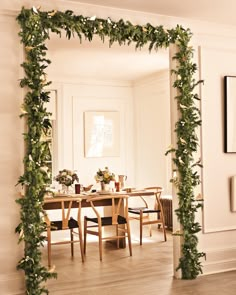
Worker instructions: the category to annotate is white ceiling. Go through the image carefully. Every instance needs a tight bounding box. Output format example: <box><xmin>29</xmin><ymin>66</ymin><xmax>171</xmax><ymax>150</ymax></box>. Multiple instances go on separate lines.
<box><xmin>47</xmin><ymin>33</ymin><xmax>169</xmax><ymax>82</ymax></box>
<box><xmin>70</xmin><ymin>0</ymin><xmax>236</xmax><ymax>27</ymax></box>
<box><xmin>49</xmin><ymin>0</ymin><xmax>235</xmax><ymax>81</ymax></box>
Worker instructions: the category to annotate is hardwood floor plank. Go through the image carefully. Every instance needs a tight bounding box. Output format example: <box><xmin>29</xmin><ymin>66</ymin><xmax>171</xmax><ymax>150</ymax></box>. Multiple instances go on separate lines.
<box><xmin>41</xmin><ymin>227</ymin><xmax>236</xmax><ymax>295</ymax></box>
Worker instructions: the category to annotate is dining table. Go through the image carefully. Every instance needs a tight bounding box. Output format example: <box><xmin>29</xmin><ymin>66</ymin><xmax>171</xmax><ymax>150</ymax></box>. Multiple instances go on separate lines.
<box><xmin>43</xmin><ymin>189</ymin><xmax>155</xmax><ymax>248</ymax></box>
<box><xmin>43</xmin><ymin>189</ymin><xmax>155</xmax><ymax>209</ymax></box>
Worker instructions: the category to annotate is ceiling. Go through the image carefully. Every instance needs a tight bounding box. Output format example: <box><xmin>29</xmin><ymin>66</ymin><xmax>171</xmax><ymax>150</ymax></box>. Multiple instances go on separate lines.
<box><xmin>49</xmin><ymin>0</ymin><xmax>235</xmax><ymax>81</ymax></box>
<box><xmin>69</xmin><ymin>0</ymin><xmax>236</xmax><ymax>27</ymax></box>
<box><xmin>47</xmin><ymin>33</ymin><xmax>169</xmax><ymax>82</ymax></box>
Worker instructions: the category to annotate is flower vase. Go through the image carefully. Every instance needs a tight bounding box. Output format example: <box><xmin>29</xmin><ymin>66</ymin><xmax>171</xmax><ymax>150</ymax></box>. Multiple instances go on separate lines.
<box><xmin>100</xmin><ymin>182</ymin><xmax>109</xmax><ymax>192</ymax></box>
<box><xmin>62</xmin><ymin>184</ymin><xmax>70</xmax><ymax>194</ymax></box>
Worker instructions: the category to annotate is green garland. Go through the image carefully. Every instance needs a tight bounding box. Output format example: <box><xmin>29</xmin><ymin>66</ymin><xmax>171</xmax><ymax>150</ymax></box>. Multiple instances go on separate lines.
<box><xmin>16</xmin><ymin>6</ymin><xmax>204</xmax><ymax>294</ymax></box>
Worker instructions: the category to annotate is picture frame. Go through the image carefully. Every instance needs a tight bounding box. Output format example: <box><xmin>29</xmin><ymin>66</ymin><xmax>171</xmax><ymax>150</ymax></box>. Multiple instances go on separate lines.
<box><xmin>224</xmin><ymin>76</ymin><xmax>236</xmax><ymax>153</ymax></box>
<box><xmin>84</xmin><ymin>111</ymin><xmax>120</xmax><ymax>157</ymax></box>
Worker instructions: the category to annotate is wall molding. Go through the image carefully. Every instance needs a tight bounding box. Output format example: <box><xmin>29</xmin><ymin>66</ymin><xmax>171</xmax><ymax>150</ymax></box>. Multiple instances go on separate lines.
<box><xmin>200</xmin><ymin>45</ymin><xmax>236</xmax><ymax>234</ymax></box>
<box><xmin>202</xmin><ymin>224</ymin><xmax>236</xmax><ymax>234</ymax></box>
<box><xmin>49</xmin><ymin>77</ymin><xmax>132</xmax><ymax>87</ymax></box>
<box><xmin>202</xmin><ymin>247</ymin><xmax>236</xmax><ymax>275</ymax></box>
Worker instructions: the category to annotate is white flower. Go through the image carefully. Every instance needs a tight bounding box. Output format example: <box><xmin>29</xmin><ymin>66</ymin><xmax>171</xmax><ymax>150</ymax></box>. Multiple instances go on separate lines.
<box><xmin>178</xmin><ymin>157</ymin><xmax>184</xmax><ymax>165</ymax></box>
<box><xmin>90</xmin><ymin>15</ymin><xmax>96</xmax><ymax>21</ymax></box>
<box><xmin>95</xmin><ymin>167</ymin><xmax>115</xmax><ymax>184</ymax></box>
<box><xmin>32</xmin><ymin>6</ymin><xmax>38</xmax><ymax>14</ymax></box>
<box><xmin>180</xmin><ymin>137</ymin><xmax>187</xmax><ymax>144</ymax></box>
<box><xmin>40</xmin><ymin>166</ymin><xmax>48</xmax><ymax>173</ymax></box>
<box><xmin>179</xmin><ymin>103</ymin><xmax>187</xmax><ymax>109</ymax></box>
<box><xmin>54</xmin><ymin>169</ymin><xmax>79</xmax><ymax>186</ymax></box>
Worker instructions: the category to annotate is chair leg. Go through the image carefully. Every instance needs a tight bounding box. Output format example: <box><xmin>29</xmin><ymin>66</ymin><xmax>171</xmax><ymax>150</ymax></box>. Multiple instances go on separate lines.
<box><xmin>160</xmin><ymin>209</ymin><xmax>167</xmax><ymax>242</ymax></box>
<box><xmin>140</xmin><ymin>211</ymin><xmax>143</xmax><ymax>245</ymax></box>
<box><xmin>148</xmin><ymin>214</ymin><xmax>152</xmax><ymax>237</ymax></box>
<box><xmin>47</xmin><ymin>228</ymin><xmax>52</xmax><ymax>267</ymax></box>
<box><xmin>84</xmin><ymin>217</ymin><xmax>87</xmax><ymax>255</ymax></box>
<box><xmin>161</xmin><ymin>216</ymin><xmax>167</xmax><ymax>242</ymax></box>
<box><xmin>70</xmin><ymin>229</ymin><xmax>74</xmax><ymax>257</ymax></box>
<box><xmin>116</xmin><ymin>225</ymin><xmax>119</xmax><ymax>249</ymax></box>
<box><xmin>78</xmin><ymin>227</ymin><xmax>84</xmax><ymax>262</ymax></box>
<box><xmin>98</xmin><ymin>225</ymin><xmax>103</xmax><ymax>261</ymax></box>
<box><xmin>163</xmin><ymin>224</ymin><xmax>167</xmax><ymax>241</ymax></box>
<box><xmin>126</xmin><ymin>223</ymin><xmax>132</xmax><ymax>256</ymax></box>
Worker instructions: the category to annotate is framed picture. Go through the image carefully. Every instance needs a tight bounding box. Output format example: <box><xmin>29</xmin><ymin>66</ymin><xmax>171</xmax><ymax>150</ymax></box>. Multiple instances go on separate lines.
<box><xmin>84</xmin><ymin>111</ymin><xmax>120</xmax><ymax>157</ymax></box>
<box><xmin>224</xmin><ymin>76</ymin><xmax>236</xmax><ymax>153</ymax></box>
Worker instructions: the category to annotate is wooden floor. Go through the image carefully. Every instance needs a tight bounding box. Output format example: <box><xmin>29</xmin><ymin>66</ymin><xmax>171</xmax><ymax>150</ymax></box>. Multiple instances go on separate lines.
<box><xmin>42</xmin><ymin>225</ymin><xmax>236</xmax><ymax>295</ymax></box>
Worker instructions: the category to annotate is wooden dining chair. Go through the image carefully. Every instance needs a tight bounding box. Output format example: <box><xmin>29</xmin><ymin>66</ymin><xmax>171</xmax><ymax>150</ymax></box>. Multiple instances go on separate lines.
<box><xmin>84</xmin><ymin>194</ymin><xmax>132</xmax><ymax>261</ymax></box>
<box><xmin>43</xmin><ymin>197</ymin><xmax>84</xmax><ymax>267</ymax></box>
<box><xmin>128</xmin><ymin>187</ymin><xmax>167</xmax><ymax>245</ymax></box>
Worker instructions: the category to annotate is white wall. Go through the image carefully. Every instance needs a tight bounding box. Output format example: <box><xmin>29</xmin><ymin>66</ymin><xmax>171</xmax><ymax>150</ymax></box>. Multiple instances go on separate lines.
<box><xmin>201</xmin><ymin>47</ymin><xmax>236</xmax><ymax>233</ymax></box>
<box><xmin>0</xmin><ymin>12</ymin><xmax>25</xmax><ymax>295</ymax></box>
<box><xmin>46</xmin><ymin>32</ymin><xmax>170</xmax><ymax>191</ymax></box>
<box><xmin>133</xmin><ymin>71</ymin><xmax>172</xmax><ymax>194</ymax></box>
<box><xmin>2</xmin><ymin>0</ymin><xmax>236</xmax><ymax>293</ymax></box>
<box><xmin>45</xmin><ymin>39</ymin><xmax>171</xmax><ymax>238</ymax></box>
<box><xmin>197</xmin><ymin>45</ymin><xmax>236</xmax><ymax>274</ymax></box>
<box><xmin>55</xmin><ymin>81</ymin><xmax>135</xmax><ymax>187</ymax></box>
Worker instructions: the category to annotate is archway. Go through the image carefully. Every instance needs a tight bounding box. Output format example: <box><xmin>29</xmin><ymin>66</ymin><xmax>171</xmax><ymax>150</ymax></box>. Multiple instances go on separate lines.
<box><xmin>16</xmin><ymin>7</ymin><xmax>204</xmax><ymax>294</ymax></box>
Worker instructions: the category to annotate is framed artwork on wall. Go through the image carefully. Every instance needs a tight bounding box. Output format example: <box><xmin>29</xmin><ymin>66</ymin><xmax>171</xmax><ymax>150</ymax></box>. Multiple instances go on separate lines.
<box><xmin>224</xmin><ymin>76</ymin><xmax>236</xmax><ymax>153</ymax></box>
<box><xmin>84</xmin><ymin>111</ymin><xmax>120</xmax><ymax>157</ymax></box>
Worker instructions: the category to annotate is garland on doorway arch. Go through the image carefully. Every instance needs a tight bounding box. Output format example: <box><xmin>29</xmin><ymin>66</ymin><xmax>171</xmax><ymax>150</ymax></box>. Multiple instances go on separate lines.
<box><xmin>16</xmin><ymin>6</ymin><xmax>205</xmax><ymax>294</ymax></box>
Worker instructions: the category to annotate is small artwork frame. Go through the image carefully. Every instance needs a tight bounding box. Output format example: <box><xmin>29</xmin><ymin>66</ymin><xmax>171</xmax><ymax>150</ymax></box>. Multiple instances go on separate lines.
<box><xmin>224</xmin><ymin>76</ymin><xmax>236</xmax><ymax>153</ymax></box>
<box><xmin>84</xmin><ymin>111</ymin><xmax>120</xmax><ymax>158</ymax></box>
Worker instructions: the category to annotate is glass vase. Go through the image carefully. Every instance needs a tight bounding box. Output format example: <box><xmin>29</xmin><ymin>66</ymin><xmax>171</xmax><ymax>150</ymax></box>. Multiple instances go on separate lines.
<box><xmin>100</xmin><ymin>182</ymin><xmax>110</xmax><ymax>192</ymax></box>
<box><xmin>62</xmin><ymin>184</ymin><xmax>70</xmax><ymax>194</ymax></box>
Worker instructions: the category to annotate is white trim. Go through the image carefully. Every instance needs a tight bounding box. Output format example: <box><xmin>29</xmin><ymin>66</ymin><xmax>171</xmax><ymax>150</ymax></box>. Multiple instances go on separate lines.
<box><xmin>47</xmin><ymin>77</ymin><xmax>132</xmax><ymax>87</ymax></box>
<box><xmin>203</xmin><ymin>225</ymin><xmax>236</xmax><ymax>233</ymax></box>
<box><xmin>202</xmin><ymin>247</ymin><xmax>236</xmax><ymax>274</ymax></box>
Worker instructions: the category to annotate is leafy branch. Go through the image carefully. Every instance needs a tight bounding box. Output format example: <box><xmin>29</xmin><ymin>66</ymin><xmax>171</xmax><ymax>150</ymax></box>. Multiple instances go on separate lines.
<box><xmin>16</xmin><ymin>6</ymin><xmax>204</xmax><ymax>294</ymax></box>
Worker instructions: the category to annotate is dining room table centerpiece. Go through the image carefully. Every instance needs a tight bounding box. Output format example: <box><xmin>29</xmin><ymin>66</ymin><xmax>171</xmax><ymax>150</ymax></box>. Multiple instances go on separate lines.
<box><xmin>95</xmin><ymin>166</ymin><xmax>115</xmax><ymax>192</ymax></box>
<box><xmin>54</xmin><ymin>169</ymin><xmax>79</xmax><ymax>193</ymax></box>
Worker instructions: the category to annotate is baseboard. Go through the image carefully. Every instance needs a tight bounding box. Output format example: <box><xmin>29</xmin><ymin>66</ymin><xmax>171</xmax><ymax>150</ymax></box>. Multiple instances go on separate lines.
<box><xmin>0</xmin><ymin>271</ymin><xmax>25</xmax><ymax>295</ymax></box>
<box><xmin>202</xmin><ymin>246</ymin><xmax>236</xmax><ymax>275</ymax></box>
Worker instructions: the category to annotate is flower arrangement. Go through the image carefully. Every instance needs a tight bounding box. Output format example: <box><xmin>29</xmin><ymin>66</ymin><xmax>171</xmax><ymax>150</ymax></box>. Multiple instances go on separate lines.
<box><xmin>54</xmin><ymin>169</ymin><xmax>79</xmax><ymax>187</ymax></box>
<box><xmin>95</xmin><ymin>166</ymin><xmax>115</xmax><ymax>184</ymax></box>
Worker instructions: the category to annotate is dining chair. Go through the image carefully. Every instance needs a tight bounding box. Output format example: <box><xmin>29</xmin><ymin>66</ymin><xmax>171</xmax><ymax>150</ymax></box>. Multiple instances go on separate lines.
<box><xmin>128</xmin><ymin>186</ymin><xmax>167</xmax><ymax>245</ymax></box>
<box><xmin>43</xmin><ymin>196</ymin><xmax>84</xmax><ymax>267</ymax></box>
<box><xmin>84</xmin><ymin>194</ymin><xmax>132</xmax><ymax>261</ymax></box>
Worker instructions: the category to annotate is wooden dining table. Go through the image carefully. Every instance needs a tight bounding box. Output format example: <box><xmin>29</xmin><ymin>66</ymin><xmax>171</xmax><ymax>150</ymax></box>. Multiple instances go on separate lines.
<box><xmin>43</xmin><ymin>189</ymin><xmax>154</xmax><ymax>209</ymax></box>
<box><xmin>43</xmin><ymin>189</ymin><xmax>155</xmax><ymax>248</ymax></box>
